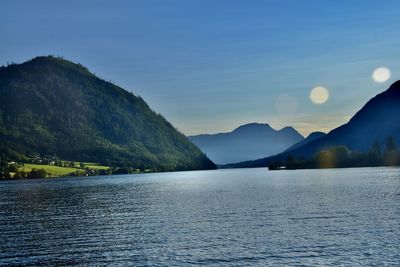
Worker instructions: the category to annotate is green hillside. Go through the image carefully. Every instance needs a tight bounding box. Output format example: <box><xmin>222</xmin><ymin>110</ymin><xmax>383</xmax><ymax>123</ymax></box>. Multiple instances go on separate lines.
<box><xmin>0</xmin><ymin>56</ymin><xmax>216</xmax><ymax>172</ymax></box>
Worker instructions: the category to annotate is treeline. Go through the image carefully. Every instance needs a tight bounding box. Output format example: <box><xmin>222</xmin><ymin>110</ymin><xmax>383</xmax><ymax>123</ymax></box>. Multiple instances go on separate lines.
<box><xmin>0</xmin><ymin>159</ymin><xmax>156</xmax><ymax>179</ymax></box>
<box><xmin>269</xmin><ymin>137</ymin><xmax>400</xmax><ymax>170</ymax></box>
<box><xmin>0</xmin><ymin>163</ymin><xmax>49</xmax><ymax>179</ymax></box>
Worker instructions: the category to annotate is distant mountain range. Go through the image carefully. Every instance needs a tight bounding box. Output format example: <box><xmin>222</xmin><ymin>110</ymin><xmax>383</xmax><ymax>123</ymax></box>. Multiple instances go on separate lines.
<box><xmin>225</xmin><ymin>81</ymin><xmax>400</xmax><ymax>168</ymax></box>
<box><xmin>188</xmin><ymin>123</ymin><xmax>304</xmax><ymax>164</ymax></box>
<box><xmin>0</xmin><ymin>56</ymin><xmax>216</xmax><ymax>171</ymax></box>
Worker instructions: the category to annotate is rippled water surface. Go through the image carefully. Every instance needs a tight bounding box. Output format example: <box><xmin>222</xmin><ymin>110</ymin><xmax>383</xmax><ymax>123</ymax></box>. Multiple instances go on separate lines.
<box><xmin>1</xmin><ymin>167</ymin><xmax>400</xmax><ymax>266</ymax></box>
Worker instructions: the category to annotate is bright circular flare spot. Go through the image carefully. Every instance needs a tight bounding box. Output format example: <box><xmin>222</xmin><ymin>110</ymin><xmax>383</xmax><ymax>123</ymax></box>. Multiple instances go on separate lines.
<box><xmin>310</xmin><ymin>86</ymin><xmax>329</xmax><ymax>104</ymax></box>
<box><xmin>372</xmin><ymin>67</ymin><xmax>391</xmax><ymax>83</ymax></box>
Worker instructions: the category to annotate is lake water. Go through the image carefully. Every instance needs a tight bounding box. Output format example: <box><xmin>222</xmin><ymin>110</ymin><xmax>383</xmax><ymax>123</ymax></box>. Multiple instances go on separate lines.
<box><xmin>0</xmin><ymin>167</ymin><xmax>399</xmax><ymax>266</ymax></box>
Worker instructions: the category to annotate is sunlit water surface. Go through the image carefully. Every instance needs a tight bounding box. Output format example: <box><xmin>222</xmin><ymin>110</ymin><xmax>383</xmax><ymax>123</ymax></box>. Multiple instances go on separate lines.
<box><xmin>1</xmin><ymin>167</ymin><xmax>400</xmax><ymax>266</ymax></box>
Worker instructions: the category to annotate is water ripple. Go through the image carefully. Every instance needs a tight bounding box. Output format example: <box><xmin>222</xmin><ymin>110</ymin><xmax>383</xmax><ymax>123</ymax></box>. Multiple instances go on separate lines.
<box><xmin>0</xmin><ymin>167</ymin><xmax>400</xmax><ymax>266</ymax></box>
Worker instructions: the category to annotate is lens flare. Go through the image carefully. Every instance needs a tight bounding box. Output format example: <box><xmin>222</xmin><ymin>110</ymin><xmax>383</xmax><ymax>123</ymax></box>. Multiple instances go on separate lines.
<box><xmin>310</xmin><ymin>86</ymin><xmax>329</xmax><ymax>104</ymax></box>
<box><xmin>372</xmin><ymin>67</ymin><xmax>391</xmax><ymax>83</ymax></box>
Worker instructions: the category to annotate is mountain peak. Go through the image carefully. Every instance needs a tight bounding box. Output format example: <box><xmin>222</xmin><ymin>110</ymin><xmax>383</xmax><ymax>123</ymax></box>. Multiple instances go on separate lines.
<box><xmin>30</xmin><ymin>55</ymin><xmax>64</xmax><ymax>62</ymax></box>
<box><xmin>279</xmin><ymin>126</ymin><xmax>304</xmax><ymax>138</ymax></box>
<box><xmin>233</xmin><ymin>122</ymin><xmax>272</xmax><ymax>132</ymax></box>
<box><xmin>28</xmin><ymin>55</ymin><xmax>75</xmax><ymax>66</ymax></box>
<box><xmin>279</xmin><ymin>126</ymin><xmax>295</xmax><ymax>132</ymax></box>
<box><xmin>22</xmin><ymin>55</ymin><xmax>93</xmax><ymax>77</ymax></box>
<box><xmin>307</xmin><ymin>131</ymin><xmax>326</xmax><ymax>139</ymax></box>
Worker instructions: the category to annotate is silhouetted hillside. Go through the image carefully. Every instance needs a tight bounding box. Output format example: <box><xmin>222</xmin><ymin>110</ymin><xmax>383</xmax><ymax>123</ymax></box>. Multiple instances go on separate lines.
<box><xmin>284</xmin><ymin>131</ymin><xmax>326</xmax><ymax>152</ymax></box>
<box><xmin>0</xmin><ymin>56</ymin><xmax>216</xmax><ymax>171</ymax></box>
<box><xmin>225</xmin><ymin>81</ymin><xmax>400</xmax><ymax>168</ymax></box>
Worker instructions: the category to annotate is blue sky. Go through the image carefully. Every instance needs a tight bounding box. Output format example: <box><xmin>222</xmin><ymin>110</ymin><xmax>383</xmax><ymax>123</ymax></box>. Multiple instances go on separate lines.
<box><xmin>1</xmin><ymin>0</ymin><xmax>400</xmax><ymax>136</ymax></box>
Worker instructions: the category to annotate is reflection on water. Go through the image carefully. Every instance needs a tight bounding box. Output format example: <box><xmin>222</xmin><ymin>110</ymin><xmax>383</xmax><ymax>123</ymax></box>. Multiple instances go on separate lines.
<box><xmin>1</xmin><ymin>168</ymin><xmax>400</xmax><ymax>266</ymax></box>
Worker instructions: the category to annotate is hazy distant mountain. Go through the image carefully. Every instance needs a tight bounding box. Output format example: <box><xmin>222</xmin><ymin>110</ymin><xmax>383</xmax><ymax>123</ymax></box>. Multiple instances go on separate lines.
<box><xmin>225</xmin><ymin>81</ymin><xmax>400</xmax><ymax>168</ymax></box>
<box><xmin>188</xmin><ymin>123</ymin><xmax>304</xmax><ymax>164</ymax></box>
<box><xmin>284</xmin><ymin>131</ymin><xmax>326</xmax><ymax>152</ymax></box>
<box><xmin>0</xmin><ymin>56</ymin><xmax>216</xmax><ymax>171</ymax></box>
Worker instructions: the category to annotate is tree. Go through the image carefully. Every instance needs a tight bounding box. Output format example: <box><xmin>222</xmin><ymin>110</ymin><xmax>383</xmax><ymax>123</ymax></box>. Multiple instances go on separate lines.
<box><xmin>8</xmin><ymin>164</ymin><xmax>17</xmax><ymax>172</ymax></box>
<box><xmin>0</xmin><ymin>160</ymin><xmax>11</xmax><ymax>179</ymax></box>
<box><xmin>384</xmin><ymin>136</ymin><xmax>399</xmax><ymax>166</ymax></box>
<box><xmin>367</xmin><ymin>141</ymin><xmax>382</xmax><ymax>166</ymax></box>
<box><xmin>27</xmin><ymin>168</ymin><xmax>48</xmax><ymax>179</ymax></box>
<box><xmin>386</xmin><ymin>136</ymin><xmax>397</xmax><ymax>153</ymax></box>
<box><xmin>371</xmin><ymin>141</ymin><xmax>381</xmax><ymax>155</ymax></box>
<box><xmin>13</xmin><ymin>169</ymin><xmax>26</xmax><ymax>179</ymax></box>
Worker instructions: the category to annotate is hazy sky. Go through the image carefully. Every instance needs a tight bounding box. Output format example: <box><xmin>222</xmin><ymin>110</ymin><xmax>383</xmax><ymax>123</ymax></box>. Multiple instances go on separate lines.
<box><xmin>1</xmin><ymin>0</ymin><xmax>400</xmax><ymax>136</ymax></box>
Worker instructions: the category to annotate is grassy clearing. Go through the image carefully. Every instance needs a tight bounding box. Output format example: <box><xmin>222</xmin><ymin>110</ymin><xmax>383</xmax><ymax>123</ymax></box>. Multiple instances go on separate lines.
<box><xmin>85</xmin><ymin>165</ymin><xmax>109</xmax><ymax>170</ymax></box>
<box><xmin>15</xmin><ymin>162</ymin><xmax>109</xmax><ymax>178</ymax></box>
<box><xmin>20</xmin><ymin>164</ymin><xmax>83</xmax><ymax>177</ymax></box>
<box><xmin>70</xmin><ymin>162</ymin><xmax>109</xmax><ymax>170</ymax></box>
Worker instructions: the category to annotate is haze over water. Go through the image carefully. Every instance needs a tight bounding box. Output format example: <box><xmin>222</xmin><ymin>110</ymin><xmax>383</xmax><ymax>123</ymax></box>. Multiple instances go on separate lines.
<box><xmin>1</xmin><ymin>168</ymin><xmax>399</xmax><ymax>266</ymax></box>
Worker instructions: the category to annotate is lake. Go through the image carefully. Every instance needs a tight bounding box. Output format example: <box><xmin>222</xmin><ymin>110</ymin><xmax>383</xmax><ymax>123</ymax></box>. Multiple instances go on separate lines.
<box><xmin>1</xmin><ymin>167</ymin><xmax>399</xmax><ymax>266</ymax></box>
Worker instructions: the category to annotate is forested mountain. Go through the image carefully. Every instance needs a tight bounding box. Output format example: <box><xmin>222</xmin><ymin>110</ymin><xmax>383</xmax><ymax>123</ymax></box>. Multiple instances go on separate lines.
<box><xmin>188</xmin><ymin>123</ymin><xmax>304</xmax><ymax>164</ymax></box>
<box><xmin>0</xmin><ymin>56</ymin><xmax>216</xmax><ymax>171</ymax></box>
<box><xmin>225</xmin><ymin>81</ymin><xmax>400</xmax><ymax>168</ymax></box>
